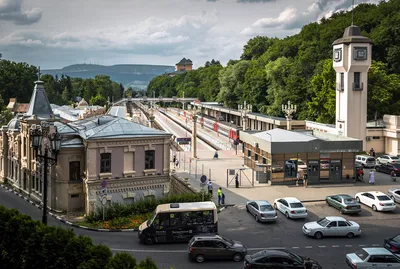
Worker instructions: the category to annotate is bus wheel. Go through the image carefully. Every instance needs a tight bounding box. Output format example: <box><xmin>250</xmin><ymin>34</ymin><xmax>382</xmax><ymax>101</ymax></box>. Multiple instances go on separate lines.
<box><xmin>196</xmin><ymin>254</ymin><xmax>205</xmax><ymax>263</ymax></box>
<box><xmin>145</xmin><ymin>236</ymin><xmax>155</xmax><ymax>245</ymax></box>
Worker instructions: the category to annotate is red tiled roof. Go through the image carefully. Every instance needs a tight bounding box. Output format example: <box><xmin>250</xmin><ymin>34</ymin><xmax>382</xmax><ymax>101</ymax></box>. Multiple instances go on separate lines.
<box><xmin>16</xmin><ymin>104</ymin><xmax>30</xmax><ymax>113</ymax></box>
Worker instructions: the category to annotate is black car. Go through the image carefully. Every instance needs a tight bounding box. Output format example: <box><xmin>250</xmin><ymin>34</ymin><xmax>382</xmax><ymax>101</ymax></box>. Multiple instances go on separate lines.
<box><xmin>188</xmin><ymin>234</ymin><xmax>247</xmax><ymax>263</ymax></box>
<box><xmin>244</xmin><ymin>249</ymin><xmax>322</xmax><ymax>269</ymax></box>
<box><xmin>384</xmin><ymin>234</ymin><xmax>400</xmax><ymax>255</ymax></box>
<box><xmin>375</xmin><ymin>163</ymin><xmax>400</xmax><ymax>176</ymax></box>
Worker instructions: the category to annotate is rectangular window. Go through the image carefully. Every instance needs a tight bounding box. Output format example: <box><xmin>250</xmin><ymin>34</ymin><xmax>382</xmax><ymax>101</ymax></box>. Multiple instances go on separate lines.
<box><xmin>69</xmin><ymin>161</ymin><xmax>81</xmax><ymax>181</ymax></box>
<box><xmin>340</xmin><ymin>73</ymin><xmax>344</xmax><ymax>90</ymax></box>
<box><xmin>247</xmin><ymin>150</ymin><xmax>251</xmax><ymax>157</ymax></box>
<box><xmin>145</xmin><ymin>150</ymin><xmax>155</xmax><ymax>170</ymax></box>
<box><xmin>255</xmin><ymin>154</ymin><xmax>259</xmax><ymax>161</ymax></box>
<box><xmin>284</xmin><ymin>160</ymin><xmax>297</xmax><ymax>178</ymax></box>
<box><xmin>354</xmin><ymin>72</ymin><xmax>361</xmax><ymax>89</ymax></box>
<box><xmin>100</xmin><ymin>153</ymin><xmax>111</xmax><ymax>173</ymax></box>
<box><xmin>71</xmin><ymin>194</ymin><xmax>80</xmax><ymax>198</ymax></box>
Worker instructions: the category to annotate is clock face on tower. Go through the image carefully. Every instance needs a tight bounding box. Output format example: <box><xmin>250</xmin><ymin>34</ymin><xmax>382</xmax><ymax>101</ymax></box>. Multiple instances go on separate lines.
<box><xmin>333</xmin><ymin>48</ymin><xmax>342</xmax><ymax>62</ymax></box>
<box><xmin>354</xmin><ymin>47</ymin><xmax>368</xmax><ymax>61</ymax></box>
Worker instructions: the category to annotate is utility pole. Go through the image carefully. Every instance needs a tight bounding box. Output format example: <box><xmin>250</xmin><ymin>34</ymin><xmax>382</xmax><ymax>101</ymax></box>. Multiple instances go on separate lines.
<box><xmin>192</xmin><ymin>109</ymin><xmax>198</xmax><ymax>159</ymax></box>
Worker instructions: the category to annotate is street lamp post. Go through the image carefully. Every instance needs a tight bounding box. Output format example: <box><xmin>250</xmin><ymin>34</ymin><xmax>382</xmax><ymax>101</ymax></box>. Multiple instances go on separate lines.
<box><xmin>282</xmin><ymin>101</ymin><xmax>297</xmax><ymax>131</ymax></box>
<box><xmin>30</xmin><ymin>122</ymin><xmax>62</xmax><ymax>225</ymax></box>
<box><xmin>238</xmin><ymin>101</ymin><xmax>252</xmax><ymax>131</ymax></box>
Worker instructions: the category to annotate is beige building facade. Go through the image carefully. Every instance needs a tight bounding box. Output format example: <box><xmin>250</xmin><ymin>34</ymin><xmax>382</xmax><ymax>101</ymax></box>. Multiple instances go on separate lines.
<box><xmin>0</xmin><ymin>80</ymin><xmax>172</xmax><ymax>214</ymax></box>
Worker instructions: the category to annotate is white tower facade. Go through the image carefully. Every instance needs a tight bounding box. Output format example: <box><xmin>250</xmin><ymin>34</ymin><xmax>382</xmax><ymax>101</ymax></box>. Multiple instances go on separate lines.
<box><xmin>332</xmin><ymin>25</ymin><xmax>372</xmax><ymax>150</ymax></box>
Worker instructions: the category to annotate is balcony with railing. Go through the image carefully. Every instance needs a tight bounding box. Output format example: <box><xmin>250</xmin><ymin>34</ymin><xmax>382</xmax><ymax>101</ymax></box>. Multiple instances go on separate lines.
<box><xmin>353</xmin><ymin>82</ymin><xmax>364</xmax><ymax>91</ymax></box>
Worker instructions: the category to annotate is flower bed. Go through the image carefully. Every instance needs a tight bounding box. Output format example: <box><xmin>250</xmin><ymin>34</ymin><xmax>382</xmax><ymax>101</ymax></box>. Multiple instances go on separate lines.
<box><xmin>75</xmin><ymin>213</ymin><xmax>152</xmax><ymax>230</ymax></box>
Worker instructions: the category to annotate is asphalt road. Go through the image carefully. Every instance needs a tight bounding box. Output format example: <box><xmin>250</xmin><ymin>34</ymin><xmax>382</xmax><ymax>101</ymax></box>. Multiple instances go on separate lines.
<box><xmin>1</xmin><ymin>186</ymin><xmax>399</xmax><ymax>269</ymax></box>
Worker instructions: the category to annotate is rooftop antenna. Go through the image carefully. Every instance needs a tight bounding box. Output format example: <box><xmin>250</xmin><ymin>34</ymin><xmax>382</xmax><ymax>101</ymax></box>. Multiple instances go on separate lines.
<box><xmin>37</xmin><ymin>66</ymin><xmax>42</xmax><ymax>81</ymax></box>
<box><xmin>352</xmin><ymin>0</ymin><xmax>355</xmax><ymax>25</ymax></box>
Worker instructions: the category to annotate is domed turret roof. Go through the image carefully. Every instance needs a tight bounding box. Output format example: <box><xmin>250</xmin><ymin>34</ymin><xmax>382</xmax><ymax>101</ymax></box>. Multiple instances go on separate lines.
<box><xmin>78</xmin><ymin>98</ymin><xmax>89</xmax><ymax>107</ymax></box>
<box><xmin>7</xmin><ymin>118</ymin><xmax>21</xmax><ymax>130</ymax></box>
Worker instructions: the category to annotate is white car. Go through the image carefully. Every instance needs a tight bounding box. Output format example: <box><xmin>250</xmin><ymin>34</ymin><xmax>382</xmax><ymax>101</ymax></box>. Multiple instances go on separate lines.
<box><xmin>302</xmin><ymin>216</ymin><xmax>361</xmax><ymax>239</ymax></box>
<box><xmin>346</xmin><ymin>248</ymin><xmax>400</xmax><ymax>268</ymax></box>
<box><xmin>377</xmin><ymin>155</ymin><xmax>400</xmax><ymax>164</ymax></box>
<box><xmin>273</xmin><ymin>197</ymin><xmax>307</xmax><ymax>219</ymax></box>
<box><xmin>355</xmin><ymin>191</ymin><xmax>396</xmax><ymax>212</ymax></box>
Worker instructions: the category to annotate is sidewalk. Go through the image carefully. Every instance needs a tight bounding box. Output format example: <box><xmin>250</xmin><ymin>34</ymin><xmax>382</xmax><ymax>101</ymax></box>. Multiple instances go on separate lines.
<box><xmin>173</xmin><ymin>152</ymin><xmax>400</xmax><ymax>205</ymax></box>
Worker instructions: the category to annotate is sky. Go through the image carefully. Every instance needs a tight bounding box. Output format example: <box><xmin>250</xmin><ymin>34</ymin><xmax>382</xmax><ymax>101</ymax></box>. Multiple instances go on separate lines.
<box><xmin>0</xmin><ymin>0</ymin><xmax>381</xmax><ymax>69</ymax></box>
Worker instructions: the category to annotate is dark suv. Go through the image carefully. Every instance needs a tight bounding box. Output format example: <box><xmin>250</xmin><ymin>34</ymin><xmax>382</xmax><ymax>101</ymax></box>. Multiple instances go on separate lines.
<box><xmin>188</xmin><ymin>234</ymin><xmax>247</xmax><ymax>263</ymax></box>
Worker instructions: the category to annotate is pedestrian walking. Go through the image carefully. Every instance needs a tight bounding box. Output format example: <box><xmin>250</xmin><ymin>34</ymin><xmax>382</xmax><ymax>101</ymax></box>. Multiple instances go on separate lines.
<box><xmin>303</xmin><ymin>173</ymin><xmax>307</xmax><ymax>188</ymax></box>
<box><xmin>369</xmin><ymin>170</ymin><xmax>375</xmax><ymax>184</ymax></box>
<box><xmin>296</xmin><ymin>171</ymin><xmax>301</xmax><ymax>186</ymax></box>
<box><xmin>221</xmin><ymin>192</ymin><xmax>225</xmax><ymax>205</ymax></box>
<box><xmin>369</xmin><ymin>148</ymin><xmax>375</xmax><ymax>157</ymax></box>
<box><xmin>235</xmin><ymin>173</ymin><xmax>239</xmax><ymax>188</ymax></box>
<box><xmin>172</xmin><ymin>154</ymin><xmax>176</xmax><ymax>164</ymax></box>
<box><xmin>304</xmin><ymin>257</ymin><xmax>313</xmax><ymax>269</ymax></box>
<box><xmin>207</xmin><ymin>180</ymin><xmax>213</xmax><ymax>196</ymax></box>
<box><xmin>175</xmin><ymin>159</ymin><xmax>179</xmax><ymax>168</ymax></box>
<box><xmin>391</xmin><ymin>170</ymin><xmax>397</xmax><ymax>182</ymax></box>
<box><xmin>217</xmin><ymin>187</ymin><xmax>222</xmax><ymax>206</ymax></box>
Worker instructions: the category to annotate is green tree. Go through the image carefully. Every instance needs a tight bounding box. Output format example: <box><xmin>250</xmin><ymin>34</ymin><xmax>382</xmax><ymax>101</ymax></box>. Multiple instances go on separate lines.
<box><xmin>307</xmin><ymin>59</ymin><xmax>336</xmax><ymax>123</ymax></box>
<box><xmin>367</xmin><ymin>61</ymin><xmax>400</xmax><ymax>119</ymax></box>
<box><xmin>106</xmin><ymin>253</ymin><xmax>136</xmax><ymax>269</ymax></box>
<box><xmin>241</xmin><ymin>36</ymin><xmax>277</xmax><ymax>60</ymax></box>
<box><xmin>90</xmin><ymin>94</ymin><xmax>107</xmax><ymax>107</ymax></box>
<box><xmin>135</xmin><ymin>257</ymin><xmax>158</xmax><ymax>269</ymax></box>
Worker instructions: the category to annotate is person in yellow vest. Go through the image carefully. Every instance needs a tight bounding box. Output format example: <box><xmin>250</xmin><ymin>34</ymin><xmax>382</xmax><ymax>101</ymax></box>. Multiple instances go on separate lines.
<box><xmin>217</xmin><ymin>187</ymin><xmax>222</xmax><ymax>206</ymax></box>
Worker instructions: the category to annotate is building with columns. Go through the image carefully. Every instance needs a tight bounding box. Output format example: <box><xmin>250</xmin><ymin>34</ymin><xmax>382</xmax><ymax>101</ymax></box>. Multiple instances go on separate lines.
<box><xmin>0</xmin><ymin>80</ymin><xmax>172</xmax><ymax>214</ymax></box>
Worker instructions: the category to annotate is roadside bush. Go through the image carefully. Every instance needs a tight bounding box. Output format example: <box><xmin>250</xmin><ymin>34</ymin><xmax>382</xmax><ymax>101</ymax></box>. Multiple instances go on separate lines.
<box><xmin>90</xmin><ymin>192</ymin><xmax>211</xmax><ymax>222</ymax></box>
<box><xmin>0</xmin><ymin>205</ymin><xmax>159</xmax><ymax>269</ymax></box>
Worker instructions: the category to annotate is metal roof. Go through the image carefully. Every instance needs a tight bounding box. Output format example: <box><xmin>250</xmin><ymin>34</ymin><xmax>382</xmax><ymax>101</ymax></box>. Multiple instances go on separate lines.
<box><xmin>253</xmin><ymin>129</ymin><xmax>317</xmax><ymax>142</ymax></box>
<box><xmin>107</xmin><ymin>106</ymin><xmax>127</xmax><ymax>118</ymax></box>
<box><xmin>25</xmin><ymin>81</ymin><xmax>54</xmax><ymax>119</ymax></box>
<box><xmin>69</xmin><ymin>115</ymin><xmax>170</xmax><ymax>140</ymax></box>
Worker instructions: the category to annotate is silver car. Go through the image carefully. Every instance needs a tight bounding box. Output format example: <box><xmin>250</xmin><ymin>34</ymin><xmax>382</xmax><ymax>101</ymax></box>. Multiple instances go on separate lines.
<box><xmin>346</xmin><ymin>248</ymin><xmax>400</xmax><ymax>268</ymax></box>
<box><xmin>302</xmin><ymin>216</ymin><xmax>361</xmax><ymax>239</ymax></box>
<box><xmin>388</xmin><ymin>188</ymin><xmax>400</xmax><ymax>203</ymax></box>
<box><xmin>246</xmin><ymin>200</ymin><xmax>277</xmax><ymax>222</ymax></box>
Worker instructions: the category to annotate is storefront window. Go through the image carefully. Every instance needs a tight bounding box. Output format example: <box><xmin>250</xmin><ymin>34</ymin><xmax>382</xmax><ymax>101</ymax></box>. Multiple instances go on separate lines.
<box><xmin>284</xmin><ymin>160</ymin><xmax>297</xmax><ymax>178</ymax></box>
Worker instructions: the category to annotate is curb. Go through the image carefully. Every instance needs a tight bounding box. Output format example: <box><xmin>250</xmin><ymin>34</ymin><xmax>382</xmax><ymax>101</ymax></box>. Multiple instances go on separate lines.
<box><xmin>0</xmin><ymin>184</ymin><xmax>136</xmax><ymax>232</ymax></box>
<box><xmin>300</xmin><ymin>199</ymin><xmax>326</xmax><ymax>203</ymax></box>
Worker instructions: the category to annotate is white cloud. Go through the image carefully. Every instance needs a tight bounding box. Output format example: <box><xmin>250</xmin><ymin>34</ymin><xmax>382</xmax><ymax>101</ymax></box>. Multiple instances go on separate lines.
<box><xmin>0</xmin><ymin>0</ymin><xmax>41</xmax><ymax>25</ymax></box>
<box><xmin>0</xmin><ymin>12</ymin><xmax>218</xmax><ymax>54</ymax></box>
<box><xmin>242</xmin><ymin>0</ymin><xmax>382</xmax><ymax>35</ymax></box>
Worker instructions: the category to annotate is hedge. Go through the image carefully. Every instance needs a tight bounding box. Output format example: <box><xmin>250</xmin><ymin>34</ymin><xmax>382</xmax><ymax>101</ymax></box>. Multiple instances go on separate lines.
<box><xmin>87</xmin><ymin>192</ymin><xmax>212</xmax><ymax>222</ymax></box>
<box><xmin>0</xmin><ymin>205</ymin><xmax>160</xmax><ymax>269</ymax></box>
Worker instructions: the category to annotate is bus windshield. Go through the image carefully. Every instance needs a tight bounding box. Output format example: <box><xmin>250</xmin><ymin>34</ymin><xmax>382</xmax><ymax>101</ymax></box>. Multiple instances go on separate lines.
<box><xmin>148</xmin><ymin>212</ymin><xmax>157</xmax><ymax>226</ymax></box>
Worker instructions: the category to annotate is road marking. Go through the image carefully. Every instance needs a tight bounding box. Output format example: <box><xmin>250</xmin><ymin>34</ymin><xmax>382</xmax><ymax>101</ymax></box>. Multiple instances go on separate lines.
<box><xmin>372</xmin><ymin>244</ymin><xmax>380</xmax><ymax>246</ymax></box>
<box><xmin>111</xmin><ymin>248</ymin><xmax>187</xmax><ymax>253</ymax></box>
<box><xmin>292</xmin><ymin>247</ymin><xmax>299</xmax><ymax>249</ymax></box>
<box><xmin>319</xmin><ymin>246</ymin><xmax>326</xmax><ymax>248</ymax></box>
<box><xmin>345</xmin><ymin>245</ymin><xmax>352</xmax><ymax>247</ymax></box>
<box><xmin>305</xmin><ymin>246</ymin><xmax>313</xmax><ymax>249</ymax></box>
<box><xmin>332</xmin><ymin>245</ymin><xmax>339</xmax><ymax>248</ymax></box>
<box><xmin>248</xmin><ymin>247</ymin><xmax>286</xmax><ymax>251</ymax></box>
<box><xmin>358</xmin><ymin>245</ymin><xmax>366</xmax><ymax>247</ymax></box>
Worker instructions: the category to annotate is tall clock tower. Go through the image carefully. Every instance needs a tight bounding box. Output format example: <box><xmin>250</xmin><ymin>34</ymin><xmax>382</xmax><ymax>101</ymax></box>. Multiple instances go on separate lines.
<box><xmin>332</xmin><ymin>25</ymin><xmax>372</xmax><ymax>150</ymax></box>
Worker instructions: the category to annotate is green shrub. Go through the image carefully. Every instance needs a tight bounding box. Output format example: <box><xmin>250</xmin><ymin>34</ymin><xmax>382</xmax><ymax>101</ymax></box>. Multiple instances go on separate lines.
<box><xmin>90</xmin><ymin>192</ymin><xmax>211</xmax><ymax>222</ymax></box>
<box><xmin>0</xmin><ymin>205</ymin><xmax>159</xmax><ymax>269</ymax></box>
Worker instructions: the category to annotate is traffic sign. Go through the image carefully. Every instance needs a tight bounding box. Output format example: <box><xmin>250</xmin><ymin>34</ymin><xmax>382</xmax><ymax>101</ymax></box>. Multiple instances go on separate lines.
<box><xmin>176</xmin><ymin>137</ymin><xmax>191</xmax><ymax>144</ymax></box>
<box><xmin>200</xmin><ymin>175</ymin><xmax>207</xmax><ymax>183</ymax></box>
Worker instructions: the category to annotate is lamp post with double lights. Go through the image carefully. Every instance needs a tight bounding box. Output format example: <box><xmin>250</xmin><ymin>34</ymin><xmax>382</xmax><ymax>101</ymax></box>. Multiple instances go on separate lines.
<box><xmin>238</xmin><ymin>101</ymin><xmax>252</xmax><ymax>131</ymax></box>
<box><xmin>282</xmin><ymin>101</ymin><xmax>297</xmax><ymax>131</ymax></box>
<box><xmin>30</xmin><ymin>122</ymin><xmax>62</xmax><ymax>225</ymax></box>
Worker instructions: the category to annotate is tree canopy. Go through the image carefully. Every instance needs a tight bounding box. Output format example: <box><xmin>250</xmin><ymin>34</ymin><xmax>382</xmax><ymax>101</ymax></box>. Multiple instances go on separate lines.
<box><xmin>147</xmin><ymin>0</ymin><xmax>400</xmax><ymax>123</ymax></box>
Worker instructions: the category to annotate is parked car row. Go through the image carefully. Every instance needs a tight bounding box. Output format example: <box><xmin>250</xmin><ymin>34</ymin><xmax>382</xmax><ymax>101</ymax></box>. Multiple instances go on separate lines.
<box><xmin>188</xmin><ymin>233</ymin><xmax>400</xmax><ymax>268</ymax></box>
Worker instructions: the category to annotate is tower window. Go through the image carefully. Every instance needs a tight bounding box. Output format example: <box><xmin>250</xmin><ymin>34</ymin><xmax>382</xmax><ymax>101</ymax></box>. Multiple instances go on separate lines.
<box><xmin>145</xmin><ymin>150</ymin><xmax>155</xmax><ymax>170</ymax></box>
<box><xmin>340</xmin><ymin>73</ymin><xmax>344</xmax><ymax>90</ymax></box>
<box><xmin>354</xmin><ymin>72</ymin><xmax>362</xmax><ymax>90</ymax></box>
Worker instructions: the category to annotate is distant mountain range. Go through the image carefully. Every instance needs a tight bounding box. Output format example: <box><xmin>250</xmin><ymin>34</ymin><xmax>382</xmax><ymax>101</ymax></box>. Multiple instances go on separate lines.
<box><xmin>43</xmin><ymin>64</ymin><xmax>175</xmax><ymax>89</ymax></box>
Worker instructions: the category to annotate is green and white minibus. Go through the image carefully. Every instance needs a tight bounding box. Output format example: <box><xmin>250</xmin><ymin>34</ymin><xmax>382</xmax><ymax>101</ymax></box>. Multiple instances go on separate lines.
<box><xmin>138</xmin><ymin>201</ymin><xmax>218</xmax><ymax>245</ymax></box>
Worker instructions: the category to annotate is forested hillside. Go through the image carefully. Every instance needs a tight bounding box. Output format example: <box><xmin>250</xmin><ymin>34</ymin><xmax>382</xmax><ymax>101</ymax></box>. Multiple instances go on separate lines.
<box><xmin>147</xmin><ymin>0</ymin><xmax>400</xmax><ymax>123</ymax></box>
